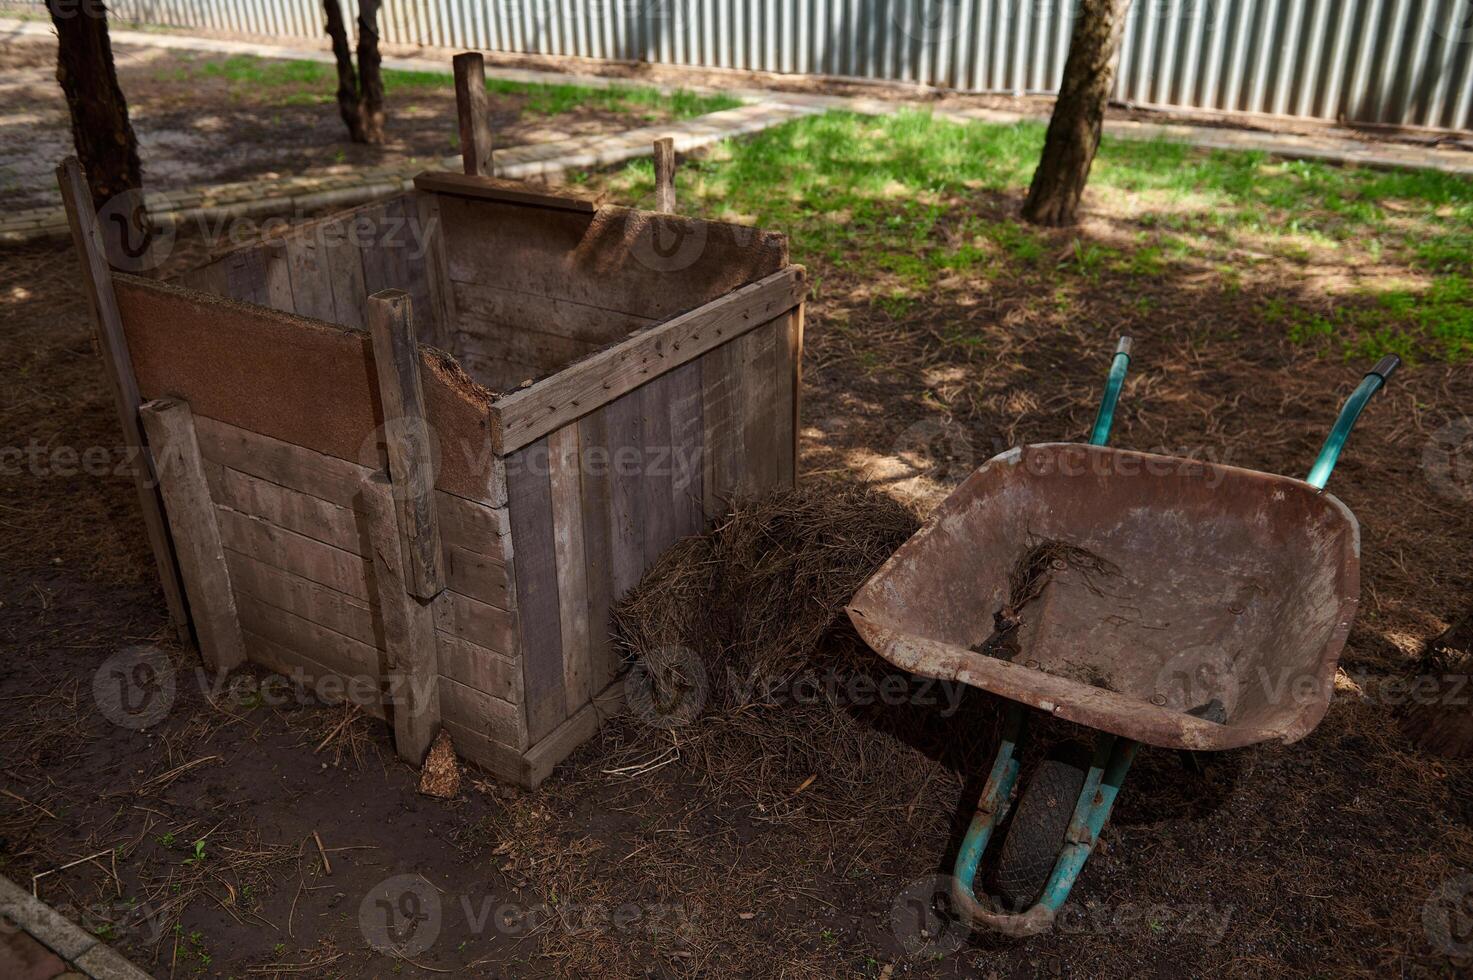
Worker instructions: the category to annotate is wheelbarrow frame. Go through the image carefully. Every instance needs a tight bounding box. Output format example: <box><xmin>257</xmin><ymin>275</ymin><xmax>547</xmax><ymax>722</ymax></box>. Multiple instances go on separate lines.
<box><xmin>847</xmin><ymin>339</ymin><xmax>1399</xmax><ymax>936</ymax></box>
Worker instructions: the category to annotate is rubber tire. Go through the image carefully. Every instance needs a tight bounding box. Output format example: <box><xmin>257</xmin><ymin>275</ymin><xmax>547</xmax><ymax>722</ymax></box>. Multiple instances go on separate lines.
<box><xmin>994</xmin><ymin>742</ymin><xmax>1092</xmax><ymax>911</ymax></box>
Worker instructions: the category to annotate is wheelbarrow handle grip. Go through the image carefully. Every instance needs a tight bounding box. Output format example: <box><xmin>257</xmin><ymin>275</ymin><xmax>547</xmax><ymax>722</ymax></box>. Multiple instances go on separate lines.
<box><xmin>1089</xmin><ymin>336</ymin><xmax>1133</xmax><ymax>447</ymax></box>
<box><xmin>1305</xmin><ymin>355</ymin><xmax>1400</xmax><ymax>490</ymax></box>
<box><xmin>1369</xmin><ymin>354</ymin><xmax>1401</xmax><ymax>382</ymax></box>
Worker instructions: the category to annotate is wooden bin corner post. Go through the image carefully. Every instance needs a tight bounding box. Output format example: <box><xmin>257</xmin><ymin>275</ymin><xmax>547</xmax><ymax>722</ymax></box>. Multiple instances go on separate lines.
<box><xmin>653</xmin><ymin>136</ymin><xmax>676</xmax><ymax>213</ymax></box>
<box><xmin>55</xmin><ymin>156</ymin><xmax>192</xmax><ymax>645</ymax></box>
<box><xmin>366</xmin><ymin>289</ymin><xmax>445</xmax><ymax>765</ymax></box>
<box><xmin>453</xmin><ymin>52</ymin><xmax>494</xmax><ymax>177</ymax></box>
<box><xmin>138</xmin><ymin>398</ymin><xmax>247</xmax><ymax>672</ymax></box>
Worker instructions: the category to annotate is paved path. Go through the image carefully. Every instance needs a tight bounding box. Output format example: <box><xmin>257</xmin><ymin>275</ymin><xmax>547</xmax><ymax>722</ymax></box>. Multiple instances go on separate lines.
<box><xmin>3</xmin><ymin>15</ymin><xmax>1471</xmax><ymax>246</ymax></box>
<box><xmin>1</xmin><ymin>874</ymin><xmax>151</xmax><ymax>980</ymax></box>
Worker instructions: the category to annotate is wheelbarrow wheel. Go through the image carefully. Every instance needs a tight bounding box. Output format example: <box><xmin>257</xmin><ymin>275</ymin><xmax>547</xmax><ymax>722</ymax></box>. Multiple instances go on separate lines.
<box><xmin>994</xmin><ymin>741</ymin><xmax>1091</xmax><ymax>911</ymax></box>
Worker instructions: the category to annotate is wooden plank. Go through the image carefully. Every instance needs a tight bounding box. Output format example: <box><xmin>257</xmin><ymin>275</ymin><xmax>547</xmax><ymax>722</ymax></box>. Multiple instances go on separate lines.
<box><xmin>55</xmin><ymin>157</ymin><xmax>190</xmax><ymax>642</ymax></box>
<box><xmin>180</xmin><ymin>258</ymin><xmax>228</xmax><ymax>296</ymax></box>
<box><xmin>216</xmin><ymin>505</ymin><xmax>371</xmax><ymax>600</ymax></box>
<box><xmin>603</xmin><ymin>389</ymin><xmax>646</xmax><ymax>600</ymax></box>
<box><xmin>454</xmin><ymin>326</ymin><xmax>597</xmax><ymax>381</ymax></box>
<box><xmin>236</xmin><ymin>592</ymin><xmax>381</xmax><ymax>682</ymax></box>
<box><xmin>261</xmin><ymin>239</ymin><xmax>294</xmax><ymax>313</ymax></box>
<box><xmin>208</xmin><ymin>463</ymin><xmax>363</xmax><ymax>554</ymax></box>
<box><xmin>453</xmin><ymin>52</ymin><xmax>495</xmax><ymax>176</ymax></box>
<box><xmin>451</xmin><ymin>278</ymin><xmax>656</xmax><ymax>347</ymax></box>
<box><xmin>439</xmin><ymin>198</ymin><xmax>789</xmax><ymax>325</ymax></box>
<box><xmin>226</xmin><ymin>548</ymin><xmax>380</xmax><ymax>648</ymax></box>
<box><xmin>414</xmin><ymin>171</ymin><xmax>600</xmax><ymax>212</ymax></box>
<box><xmin>223</xmin><ymin>247</ymin><xmax>270</xmax><ymax>307</ymax></box>
<box><xmin>284</xmin><ymin>233</ymin><xmax>336</xmax><ymax>322</ymax></box>
<box><xmin>737</xmin><ymin>318</ymin><xmax>783</xmax><ymax>498</ymax></box>
<box><xmin>701</xmin><ymin>339</ymin><xmax>744</xmax><ymax>519</ymax></box>
<box><xmin>492</xmin><ymin>267</ymin><xmax>807</xmax><ymax>453</ymax></box>
<box><xmin>523</xmin><ymin>677</ymin><xmax>625</xmax><ymax>788</ymax></box>
<box><xmin>369</xmin><ymin>290</ymin><xmax>448</xmax><ymax>599</ymax></box>
<box><xmin>193</xmin><ymin>415</ymin><xmax>508</xmax><ymax>560</ymax></box>
<box><xmin>414</xmin><ymin>191</ymin><xmax>457</xmax><ymax>352</ymax></box>
<box><xmin>443</xmin><ymin>544</ymin><xmax>510</xmax><ymax>609</ymax></box>
<box><xmin>242</xmin><ymin>628</ymin><xmax>385</xmax><ymax>719</ymax></box>
<box><xmin>139</xmin><ymin>398</ymin><xmax>247</xmax><ymax>671</ymax></box>
<box><xmin>440</xmin><ymin>717</ymin><xmax>529</xmax><ymax>785</ymax></box>
<box><xmin>666</xmin><ymin>359</ymin><xmax>705</xmax><ymax>536</ymax></box>
<box><xmin>653</xmin><ymin>136</ymin><xmax>676</xmax><ymax>213</ymax></box>
<box><xmin>437</xmin><ymin>632</ymin><xmax>522</xmax><ymax>704</ymax></box>
<box><xmin>113</xmin><ymin>275</ymin><xmax>504</xmax><ymax>497</ymax></box>
<box><xmin>506</xmin><ymin>437</ymin><xmax>567</xmax><ymax>742</ymax></box>
<box><xmin>438</xmin><ymin>591</ymin><xmax>517</xmax><ymax>657</ymax></box>
<box><xmin>639</xmin><ymin>374</ymin><xmax>677</xmax><ymax>567</ymax></box>
<box><xmin>548</xmin><ymin>423</ymin><xmax>592</xmax><ymax>715</ymax></box>
<box><xmin>363</xmin><ymin>471</ymin><xmax>442</xmax><ymax>765</ymax></box>
<box><xmin>439</xmin><ymin>675</ymin><xmax>525</xmax><ymax>751</ymax></box>
<box><xmin>577</xmin><ymin>407</ymin><xmax>618</xmax><ymax>693</ymax></box>
<box><xmin>782</xmin><ymin>305</ymin><xmax>803</xmax><ymax>486</ymax></box>
<box><xmin>324</xmin><ymin>222</ymin><xmax>369</xmax><ymax>328</ymax></box>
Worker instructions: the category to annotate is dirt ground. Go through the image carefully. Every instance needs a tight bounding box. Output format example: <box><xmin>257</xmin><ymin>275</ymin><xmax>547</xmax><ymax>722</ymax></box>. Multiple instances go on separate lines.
<box><xmin>0</xmin><ymin>39</ymin><xmax>710</xmax><ymax>212</ymax></box>
<box><xmin>4</xmin><ymin>41</ymin><xmax>1473</xmax><ymax>980</ymax></box>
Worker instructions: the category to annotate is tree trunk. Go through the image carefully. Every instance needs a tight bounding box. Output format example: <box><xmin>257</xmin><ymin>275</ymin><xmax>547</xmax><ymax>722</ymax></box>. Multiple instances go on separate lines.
<box><xmin>323</xmin><ymin>0</ymin><xmax>366</xmax><ymax>142</ymax></box>
<box><xmin>1021</xmin><ymin>0</ymin><xmax>1133</xmax><ymax>227</ymax></box>
<box><xmin>50</xmin><ymin>0</ymin><xmax>142</xmax><ymax>214</ymax></box>
<box><xmin>356</xmin><ymin>0</ymin><xmax>385</xmax><ymax>144</ymax></box>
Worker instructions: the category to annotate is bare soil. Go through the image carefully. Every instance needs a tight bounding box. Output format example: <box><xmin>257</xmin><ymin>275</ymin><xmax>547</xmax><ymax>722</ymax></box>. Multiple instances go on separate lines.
<box><xmin>0</xmin><ymin>39</ymin><xmax>697</xmax><ymax>211</ymax></box>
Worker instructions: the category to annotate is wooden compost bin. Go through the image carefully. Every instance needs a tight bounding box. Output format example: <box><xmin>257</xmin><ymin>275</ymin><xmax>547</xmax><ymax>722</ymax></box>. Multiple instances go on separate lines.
<box><xmin>63</xmin><ymin>166</ymin><xmax>806</xmax><ymax>788</ymax></box>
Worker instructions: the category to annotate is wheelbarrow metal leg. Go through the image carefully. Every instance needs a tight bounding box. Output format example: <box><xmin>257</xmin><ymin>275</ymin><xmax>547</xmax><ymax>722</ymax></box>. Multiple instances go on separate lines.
<box><xmin>1038</xmin><ymin>736</ymin><xmax>1138</xmax><ymax>911</ymax></box>
<box><xmin>953</xmin><ymin>703</ymin><xmax>1028</xmax><ymax>902</ymax></box>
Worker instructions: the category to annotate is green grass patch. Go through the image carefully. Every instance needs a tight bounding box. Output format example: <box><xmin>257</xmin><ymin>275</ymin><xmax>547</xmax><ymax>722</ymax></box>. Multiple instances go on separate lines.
<box><xmin>594</xmin><ymin>108</ymin><xmax>1473</xmax><ymax>360</ymax></box>
<box><xmin>160</xmin><ymin>54</ymin><xmax>740</xmax><ymax>119</ymax></box>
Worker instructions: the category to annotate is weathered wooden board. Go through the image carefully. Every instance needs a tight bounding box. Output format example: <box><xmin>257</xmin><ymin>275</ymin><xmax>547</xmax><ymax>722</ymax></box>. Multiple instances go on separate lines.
<box><xmin>666</xmin><ymin>359</ymin><xmax>706</xmax><ymax>537</ymax></box>
<box><xmin>114</xmin><ymin>276</ymin><xmax>503</xmax><ymax>500</ymax></box>
<box><xmin>56</xmin><ymin>157</ymin><xmax>191</xmax><ymax>642</ymax></box>
<box><xmin>206</xmin><ymin>462</ymin><xmax>363</xmax><ymax>555</ymax></box>
<box><xmin>363</xmin><ymin>471</ymin><xmax>442</xmax><ymax>764</ymax></box>
<box><xmin>438</xmin><ymin>591</ymin><xmax>518</xmax><ymax>658</ymax></box>
<box><xmin>439</xmin><ymin>676</ymin><xmax>525</xmax><ymax>751</ymax></box>
<box><xmin>547</xmin><ymin>423</ymin><xmax>591</xmax><ymax>716</ymax></box>
<box><xmin>603</xmin><ymin>388</ymin><xmax>647</xmax><ymax>600</ymax></box>
<box><xmin>505</xmin><ymin>437</ymin><xmax>567</xmax><ymax>743</ymax></box>
<box><xmin>701</xmin><ymin>335</ymin><xmax>744</xmax><ymax>519</ymax></box>
<box><xmin>451</xmin><ymin>278</ymin><xmax>655</xmax><ymax>347</ymax></box>
<box><xmin>193</xmin><ymin>415</ymin><xmax>508</xmax><ymax>547</ymax></box>
<box><xmin>452</xmin><ymin>53</ymin><xmax>495</xmax><ymax>176</ymax></box>
<box><xmin>638</xmin><ymin>374</ymin><xmax>677</xmax><ymax>568</ymax></box>
<box><xmin>216</xmin><ymin>505</ymin><xmax>372</xmax><ymax>600</ymax></box>
<box><xmin>242</xmin><ymin>628</ymin><xmax>386</xmax><ymax>719</ymax></box>
<box><xmin>237</xmin><ymin>592</ymin><xmax>383</xmax><ymax>683</ymax></box>
<box><xmin>439</xmin><ymin>196</ymin><xmax>790</xmax><ymax>325</ymax></box>
<box><xmin>226</xmin><ymin>548</ymin><xmax>381</xmax><ymax>649</ymax></box>
<box><xmin>576</xmin><ymin>407</ymin><xmax>618</xmax><ymax>693</ymax></box>
<box><xmin>454</xmin><ymin>326</ymin><xmax>598</xmax><ymax>385</ymax></box>
<box><xmin>415</xmin><ymin>171</ymin><xmax>601</xmax><ymax>212</ymax></box>
<box><xmin>139</xmin><ymin>398</ymin><xmax>247</xmax><ymax>672</ymax></box>
<box><xmin>735</xmin><ymin>316</ymin><xmax>783</xmax><ymax>498</ymax></box>
<box><xmin>491</xmin><ymin>267</ymin><xmax>806</xmax><ymax>453</ymax></box>
<box><xmin>437</xmin><ymin>632</ymin><xmax>522</xmax><ymax>705</ymax></box>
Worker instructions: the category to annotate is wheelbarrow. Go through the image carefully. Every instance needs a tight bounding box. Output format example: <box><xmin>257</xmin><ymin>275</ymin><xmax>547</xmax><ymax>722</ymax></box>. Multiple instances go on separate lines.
<box><xmin>846</xmin><ymin>338</ymin><xmax>1399</xmax><ymax>936</ymax></box>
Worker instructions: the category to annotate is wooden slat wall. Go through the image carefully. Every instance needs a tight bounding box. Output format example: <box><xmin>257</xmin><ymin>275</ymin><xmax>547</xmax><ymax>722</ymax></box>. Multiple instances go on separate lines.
<box><xmin>192</xmin><ymin>414</ymin><xmax>528</xmax><ymax>753</ymax></box>
<box><xmin>504</xmin><ymin>313</ymin><xmax>796</xmax><ymax>737</ymax></box>
<box><xmin>177</xmin><ymin>194</ymin><xmax>444</xmax><ymax>348</ymax></box>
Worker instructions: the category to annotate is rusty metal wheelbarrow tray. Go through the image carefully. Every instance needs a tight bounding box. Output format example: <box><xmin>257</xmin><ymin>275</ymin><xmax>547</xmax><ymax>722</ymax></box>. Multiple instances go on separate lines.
<box><xmin>846</xmin><ymin>441</ymin><xmax>1362</xmax><ymax>753</ymax></box>
<box><xmin>845</xmin><ymin>339</ymin><xmax>1398</xmax><ymax>937</ymax></box>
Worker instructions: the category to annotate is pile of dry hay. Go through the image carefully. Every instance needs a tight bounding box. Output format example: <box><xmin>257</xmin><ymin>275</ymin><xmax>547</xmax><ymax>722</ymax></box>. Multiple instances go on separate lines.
<box><xmin>606</xmin><ymin>483</ymin><xmax>1005</xmax><ymax>805</ymax></box>
<box><xmin>613</xmin><ymin>484</ymin><xmax>920</xmax><ymax>712</ymax></box>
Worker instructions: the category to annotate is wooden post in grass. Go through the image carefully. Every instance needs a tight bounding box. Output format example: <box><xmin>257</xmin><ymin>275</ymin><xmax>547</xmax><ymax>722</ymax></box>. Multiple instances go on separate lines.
<box><xmin>653</xmin><ymin>136</ymin><xmax>676</xmax><ymax>213</ymax></box>
<box><xmin>453</xmin><ymin>52</ymin><xmax>494</xmax><ymax>177</ymax></box>
<box><xmin>362</xmin><ymin>471</ymin><xmax>441</xmax><ymax>765</ymax></box>
<box><xmin>139</xmin><ymin>398</ymin><xmax>247</xmax><ymax>672</ymax></box>
<box><xmin>55</xmin><ymin>157</ymin><xmax>192</xmax><ymax>645</ymax></box>
<box><xmin>368</xmin><ymin>289</ymin><xmax>446</xmax><ymax>600</ymax></box>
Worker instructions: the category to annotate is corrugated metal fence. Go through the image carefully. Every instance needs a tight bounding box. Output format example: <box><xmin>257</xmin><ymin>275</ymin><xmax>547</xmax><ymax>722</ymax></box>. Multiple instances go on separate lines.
<box><xmin>16</xmin><ymin>1</ymin><xmax>1473</xmax><ymax>130</ymax></box>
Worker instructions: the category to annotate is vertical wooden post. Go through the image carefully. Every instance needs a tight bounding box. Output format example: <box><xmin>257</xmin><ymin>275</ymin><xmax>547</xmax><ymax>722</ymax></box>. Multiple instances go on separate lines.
<box><xmin>453</xmin><ymin>52</ymin><xmax>494</xmax><ymax>177</ymax></box>
<box><xmin>363</xmin><ymin>472</ymin><xmax>442</xmax><ymax>765</ymax></box>
<box><xmin>368</xmin><ymin>289</ymin><xmax>446</xmax><ymax>600</ymax></box>
<box><xmin>653</xmin><ymin>136</ymin><xmax>676</xmax><ymax>213</ymax></box>
<box><xmin>55</xmin><ymin>157</ymin><xmax>191</xmax><ymax>644</ymax></box>
<box><xmin>139</xmin><ymin>398</ymin><xmax>247</xmax><ymax>672</ymax></box>
<box><xmin>787</xmin><ymin>304</ymin><xmax>804</xmax><ymax>485</ymax></box>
